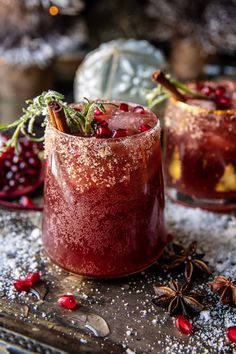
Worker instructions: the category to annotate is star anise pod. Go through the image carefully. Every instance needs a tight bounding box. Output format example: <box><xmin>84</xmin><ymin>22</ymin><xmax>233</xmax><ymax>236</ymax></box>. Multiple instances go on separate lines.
<box><xmin>167</xmin><ymin>241</ymin><xmax>211</xmax><ymax>282</ymax></box>
<box><xmin>209</xmin><ymin>276</ymin><xmax>236</xmax><ymax>305</ymax></box>
<box><xmin>152</xmin><ymin>280</ymin><xmax>204</xmax><ymax>317</ymax></box>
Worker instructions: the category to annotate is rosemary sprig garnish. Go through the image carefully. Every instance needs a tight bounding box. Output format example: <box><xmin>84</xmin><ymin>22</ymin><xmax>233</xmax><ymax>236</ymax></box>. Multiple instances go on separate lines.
<box><xmin>0</xmin><ymin>90</ymin><xmax>108</xmax><ymax>149</ymax></box>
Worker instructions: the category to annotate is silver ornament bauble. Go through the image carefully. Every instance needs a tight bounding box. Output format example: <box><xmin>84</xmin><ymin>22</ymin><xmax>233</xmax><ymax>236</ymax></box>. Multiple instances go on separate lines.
<box><xmin>74</xmin><ymin>39</ymin><xmax>166</xmax><ymax>105</ymax></box>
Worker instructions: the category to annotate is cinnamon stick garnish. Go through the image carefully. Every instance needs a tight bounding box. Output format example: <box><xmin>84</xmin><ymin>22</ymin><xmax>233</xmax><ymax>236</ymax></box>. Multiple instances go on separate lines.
<box><xmin>48</xmin><ymin>101</ymin><xmax>69</xmax><ymax>133</ymax></box>
<box><xmin>152</xmin><ymin>70</ymin><xmax>186</xmax><ymax>102</ymax></box>
<box><xmin>48</xmin><ymin>101</ymin><xmax>58</xmax><ymax>129</ymax></box>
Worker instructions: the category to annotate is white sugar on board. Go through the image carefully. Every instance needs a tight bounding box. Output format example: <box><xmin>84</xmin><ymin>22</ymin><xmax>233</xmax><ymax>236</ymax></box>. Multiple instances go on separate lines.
<box><xmin>165</xmin><ymin>200</ymin><xmax>236</xmax><ymax>276</ymax></box>
<box><xmin>0</xmin><ymin>211</ymin><xmax>43</xmax><ymax>299</ymax></box>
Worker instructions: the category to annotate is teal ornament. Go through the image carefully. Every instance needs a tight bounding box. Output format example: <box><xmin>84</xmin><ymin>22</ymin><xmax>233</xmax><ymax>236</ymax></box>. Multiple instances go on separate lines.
<box><xmin>74</xmin><ymin>39</ymin><xmax>166</xmax><ymax>105</ymax></box>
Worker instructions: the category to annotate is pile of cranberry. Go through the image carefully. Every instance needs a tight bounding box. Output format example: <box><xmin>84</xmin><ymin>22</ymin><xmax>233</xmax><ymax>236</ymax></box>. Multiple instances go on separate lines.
<box><xmin>0</xmin><ymin>135</ymin><xmax>43</xmax><ymax>209</ymax></box>
<box><xmin>196</xmin><ymin>83</ymin><xmax>232</xmax><ymax>110</ymax></box>
<box><xmin>93</xmin><ymin>103</ymin><xmax>151</xmax><ymax>138</ymax></box>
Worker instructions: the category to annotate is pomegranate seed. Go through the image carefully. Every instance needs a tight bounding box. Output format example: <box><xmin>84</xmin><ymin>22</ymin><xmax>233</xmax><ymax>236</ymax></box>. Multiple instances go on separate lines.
<box><xmin>94</xmin><ymin>116</ymin><xmax>105</xmax><ymax>123</ymax></box>
<box><xmin>19</xmin><ymin>196</ymin><xmax>35</xmax><ymax>208</ymax></box>
<box><xmin>215</xmin><ymin>86</ymin><xmax>226</xmax><ymax>97</ymax></box>
<box><xmin>94</xmin><ymin>107</ymin><xmax>105</xmax><ymax>116</ymax></box>
<box><xmin>198</xmin><ymin>85</ymin><xmax>214</xmax><ymax>96</ymax></box>
<box><xmin>112</xmin><ymin>129</ymin><xmax>128</xmax><ymax>138</ymax></box>
<box><xmin>139</xmin><ymin>123</ymin><xmax>151</xmax><ymax>132</ymax></box>
<box><xmin>227</xmin><ymin>326</ymin><xmax>236</xmax><ymax>343</ymax></box>
<box><xmin>13</xmin><ymin>279</ymin><xmax>31</xmax><ymax>292</ymax></box>
<box><xmin>58</xmin><ymin>295</ymin><xmax>77</xmax><ymax>310</ymax></box>
<box><xmin>133</xmin><ymin>106</ymin><xmax>145</xmax><ymax>114</ymax></box>
<box><xmin>216</xmin><ymin>96</ymin><xmax>231</xmax><ymax>109</ymax></box>
<box><xmin>25</xmin><ymin>272</ymin><xmax>41</xmax><ymax>286</ymax></box>
<box><xmin>119</xmin><ymin>103</ymin><xmax>129</xmax><ymax>112</ymax></box>
<box><xmin>95</xmin><ymin>121</ymin><xmax>112</xmax><ymax>138</ymax></box>
<box><xmin>175</xmin><ymin>315</ymin><xmax>193</xmax><ymax>335</ymax></box>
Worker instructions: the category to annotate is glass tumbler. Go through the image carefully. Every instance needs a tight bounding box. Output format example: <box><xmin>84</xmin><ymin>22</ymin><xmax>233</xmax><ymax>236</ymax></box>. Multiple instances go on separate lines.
<box><xmin>42</xmin><ymin>104</ymin><xmax>166</xmax><ymax>277</ymax></box>
<box><xmin>164</xmin><ymin>98</ymin><xmax>236</xmax><ymax>212</ymax></box>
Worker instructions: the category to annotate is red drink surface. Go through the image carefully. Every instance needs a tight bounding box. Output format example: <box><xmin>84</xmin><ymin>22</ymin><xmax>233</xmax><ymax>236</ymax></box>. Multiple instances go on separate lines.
<box><xmin>42</xmin><ymin>103</ymin><xmax>166</xmax><ymax>277</ymax></box>
<box><xmin>164</xmin><ymin>81</ymin><xmax>236</xmax><ymax>212</ymax></box>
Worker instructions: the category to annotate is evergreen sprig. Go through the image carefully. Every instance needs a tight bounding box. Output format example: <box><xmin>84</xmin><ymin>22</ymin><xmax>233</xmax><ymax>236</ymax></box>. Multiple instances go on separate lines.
<box><xmin>0</xmin><ymin>90</ymin><xmax>108</xmax><ymax>149</ymax></box>
<box><xmin>146</xmin><ymin>74</ymin><xmax>204</xmax><ymax>109</ymax></box>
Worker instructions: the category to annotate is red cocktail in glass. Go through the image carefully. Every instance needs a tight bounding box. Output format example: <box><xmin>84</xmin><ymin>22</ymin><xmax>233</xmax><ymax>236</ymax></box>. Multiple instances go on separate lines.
<box><xmin>42</xmin><ymin>102</ymin><xmax>166</xmax><ymax>277</ymax></box>
<box><xmin>164</xmin><ymin>80</ymin><xmax>236</xmax><ymax>212</ymax></box>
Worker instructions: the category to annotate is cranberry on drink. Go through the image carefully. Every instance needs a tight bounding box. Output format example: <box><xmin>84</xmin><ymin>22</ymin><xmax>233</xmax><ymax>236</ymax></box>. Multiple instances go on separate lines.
<box><xmin>94</xmin><ymin>108</ymin><xmax>106</xmax><ymax>123</ymax></box>
<box><xmin>94</xmin><ymin>107</ymin><xmax>105</xmax><ymax>116</ymax></box>
<box><xmin>95</xmin><ymin>121</ymin><xmax>112</xmax><ymax>138</ymax></box>
<box><xmin>198</xmin><ymin>84</ymin><xmax>215</xmax><ymax>97</ymax></box>
<box><xmin>133</xmin><ymin>106</ymin><xmax>145</xmax><ymax>114</ymax></box>
<box><xmin>112</xmin><ymin>129</ymin><xmax>128</xmax><ymax>138</ymax></box>
<box><xmin>215</xmin><ymin>96</ymin><xmax>231</xmax><ymax>109</ymax></box>
<box><xmin>139</xmin><ymin>123</ymin><xmax>151</xmax><ymax>132</ymax></box>
<box><xmin>215</xmin><ymin>86</ymin><xmax>226</xmax><ymax>97</ymax></box>
<box><xmin>119</xmin><ymin>103</ymin><xmax>129</xmax><ymax>112</ymax></box>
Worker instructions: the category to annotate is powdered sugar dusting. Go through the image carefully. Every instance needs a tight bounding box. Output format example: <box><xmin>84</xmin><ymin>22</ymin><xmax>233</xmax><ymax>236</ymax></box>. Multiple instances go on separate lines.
<box><xmin>165</xmin><ymin>201</ymin><xmax>236</xmax><ymax>277</ymax></box>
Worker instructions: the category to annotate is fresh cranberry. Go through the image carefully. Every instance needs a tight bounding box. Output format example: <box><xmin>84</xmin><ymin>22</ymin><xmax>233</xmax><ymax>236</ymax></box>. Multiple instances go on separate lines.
<box><xmin>175</xmin><ymin>315</ymin><xmax>193</xmax><ymax>335</ymax></box>
<box><xmin>19</xmin><ymin>196</ymin><xmax>35</xmax><ymax>208</ymax></box>
<box><xmin>25</xmin><ymin>272</ymin><xmax>41</xmax><ymax>286</ymax></box>
<box><xmin>197</xmin><ymin>84</ymin><xmax>215</xmax><ymax>97</ymax></box>
<box><xmin>58</xmin><ymin>295</ymin><xmax>77</xmax><ymax>310</ymax></box>
<box><xmin>227</xmin><ymin>326</ymin><xmax>236</xmax><ymax>343</ymax></box>
<box><xmin>133</xmin><ymin>106</ymin><xmax>145</xmax><ymax>114</ymax></box>
<box><xmin>13</xmin><ymin>279</ymin><xmax>31</xmax><ymax>292</ymax></box>
<box><xmin>0</xmin><ymin>135</ymin><xmax>43</xmax><ymax>198</ymax></box>
<box><xmin>215</xmin><ymin>86</ymin><xmax>226</xmax><ymax>97</ymax></box>
<box><xmin>139</xmin><ymin>123</ymin><xmax>151</xmax><ymax>132</ymax></box>
<box><xmin>215</xmin><ymin>96</ymin><xmax>232</xmax><ymax>109</ymax></box>
<box><xmin>119</xmin><ymin>103</ymin><xmax>129</xmax><ymax>112</ymax></box>
<box><xmin>95</xmin><ymin>121</ymin><xmax>112</xmax><ymax>138</ymax></box>
<box><xmin>112</xmin><ymin>129</ymin><xmax>128</xmax><ymax>138</ymax></box>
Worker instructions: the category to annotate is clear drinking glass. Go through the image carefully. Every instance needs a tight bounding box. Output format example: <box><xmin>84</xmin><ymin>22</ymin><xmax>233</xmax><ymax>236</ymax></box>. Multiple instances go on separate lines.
<box><xmin>42</xmin><ymin>103</ymin><xmax>167</xmax><ymax>277</ymax></box>
<box><xmin>164</xmin><ymin>97</ymin><xmax>236</xmax><ymax>212</ymax></box>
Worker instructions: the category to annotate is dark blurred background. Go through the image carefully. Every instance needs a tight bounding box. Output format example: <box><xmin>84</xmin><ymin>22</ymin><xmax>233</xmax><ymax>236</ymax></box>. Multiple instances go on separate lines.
<box><xmin>0</xmin><ymin>0</ymin><xmax>236</xmax><ymax>121</ymax></box>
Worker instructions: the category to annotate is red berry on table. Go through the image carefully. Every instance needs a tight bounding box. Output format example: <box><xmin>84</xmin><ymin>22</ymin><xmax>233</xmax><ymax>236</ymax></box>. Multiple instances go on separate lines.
<box><xmin>112</xmin><ymin>129</ymin><xmax>128</xmax><ymax>138</ymax></box>
<box><xmin>25</xmin><ymin>272</ymin><xmax>41</xmax><ymax>286</ymax></box>
<box><xmin>133</xmin><ymin>106</ymin><xmax>145</xmax><ymax>114</ymax></box>
<box><xmin>13</xmin><ymin>279</ymin><xmax>31</xmax><ymax>292</ymax></box>
<box><xmin>175</xmin><ymin>315</ymin><xmax>193</xmax><ymax>335</ymax></box>
<box><xmin>227</xmin><ymin>326</ymin><xmax>236</xmax><ymax>343</ymax></box>
<box><xmin>139</xmin><ymin>123</ymin><xmax>151</xmax><ymax>132</ymax></box>
<box><xmin>119</xmin><ymin>103</ymin><xmax>129</xmax><ymax>112</ymax></box>
<box><xmin>58</xmin><ymin>295</ymin><xmax>77</xmax><ymax>310</ymax></box>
